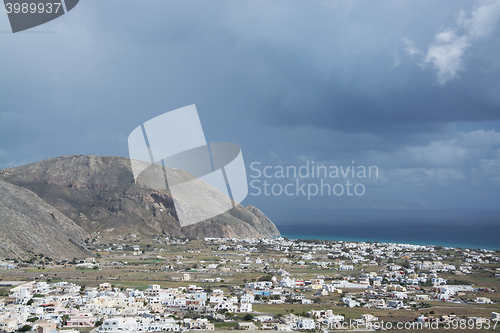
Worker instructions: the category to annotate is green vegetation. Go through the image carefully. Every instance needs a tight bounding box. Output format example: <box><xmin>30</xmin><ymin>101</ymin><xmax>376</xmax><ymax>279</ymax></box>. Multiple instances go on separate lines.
<box><xmin>214</xmin><ymin>322</ymin><xmax>237</xmax><ymax>329</ymax></box>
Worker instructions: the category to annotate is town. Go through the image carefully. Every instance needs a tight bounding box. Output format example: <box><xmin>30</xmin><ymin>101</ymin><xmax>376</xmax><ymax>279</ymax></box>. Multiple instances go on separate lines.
<box><xmin>1</xmin><ymin>236</ymin><xmax>499</xmax><ymax>332</ymax></box>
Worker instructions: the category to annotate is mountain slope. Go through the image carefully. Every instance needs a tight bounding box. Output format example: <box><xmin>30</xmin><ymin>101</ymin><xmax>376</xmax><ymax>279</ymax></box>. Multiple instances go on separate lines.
<box><xmin>0</xmin><ymin>178</ymin><xmax>91</xmax><ymax>259</ymax></box>
<box><xmin>0</xmin><ymin>155</ymin><xmax>280</xmax><ymax>239</ymax></box>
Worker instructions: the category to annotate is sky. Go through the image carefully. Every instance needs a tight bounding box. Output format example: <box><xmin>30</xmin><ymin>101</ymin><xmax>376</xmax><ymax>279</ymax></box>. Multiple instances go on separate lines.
<box><xmin>1</xmin><ymin>0</ymin><xmax>500</xmax><ymax>213</ymax></box>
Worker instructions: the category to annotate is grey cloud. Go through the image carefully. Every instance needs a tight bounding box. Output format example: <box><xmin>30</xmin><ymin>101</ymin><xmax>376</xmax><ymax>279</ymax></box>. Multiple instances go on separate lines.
<box><xmin>1</xmin><ymin>0</ymin><xmax>499</xmax><ymax>209</ymax></box>
<box><xmin>417</xmin><ymin>0</ymin><xmax>500</xmax><ymax>84</ymax></box>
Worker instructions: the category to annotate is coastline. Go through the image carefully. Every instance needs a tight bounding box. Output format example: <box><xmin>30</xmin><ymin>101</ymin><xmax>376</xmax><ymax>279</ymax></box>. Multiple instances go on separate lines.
<box><xmin>268</xmin><ymin>209</ymin><xmax>500</xmax><ymax>251</ymax></box>
<box><xmin>280</xmin><ymin>233</ymin><xmax>500</xmax><ymax>251</ymax></box>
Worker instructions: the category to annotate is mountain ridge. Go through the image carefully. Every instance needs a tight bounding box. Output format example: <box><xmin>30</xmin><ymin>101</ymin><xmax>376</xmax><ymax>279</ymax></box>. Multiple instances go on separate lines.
<box><xmin>0</xmin><ymin>178</ymin><xmax>91</xmax><ymax>259</ymax></box>
<box><xmin>0</xmin><ymin>155</ymin><xmax>280</xmax><ymax>255</ymax></box>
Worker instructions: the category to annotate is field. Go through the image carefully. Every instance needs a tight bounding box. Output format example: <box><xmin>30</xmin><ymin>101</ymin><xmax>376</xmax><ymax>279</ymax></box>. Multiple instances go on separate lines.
<box><xmin>2</xmin><ymin>237</ymin><xmax>500</xmax><ymax>332</ymax></box>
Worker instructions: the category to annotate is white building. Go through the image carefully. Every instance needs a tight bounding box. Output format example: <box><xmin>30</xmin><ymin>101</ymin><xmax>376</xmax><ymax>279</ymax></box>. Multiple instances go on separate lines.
<box><xmin>294</xmin><ymin>318</ymin><xmax>315</xmax><ymax>330</ymax></box>
<box><xmin>240</xmin><ymin>294</ymin><xmax>255</xmax><ymax>303</ymax></box>
<box><xmin>240</xmin><ymin>303</ymin><xmax>252</xmax><ymax>313</ymax></box>
<box><xmin>339</xmin><ymin>265</ymin><xmax>354</xmax><ymax>271</ymax></box>
<box><xmin>214</xmin><ymin>301</ymin><xmax>238</xmax><ymax>313</ymax></box>
<box><xmin>98</xmin><ymin>317</ymin><xmax>137</xmax><ymax>332</ymax></box>
<box><xmin>342</xmin><ymin>298</ymin><xmax>360</xmax><ymax>308</ymax></box>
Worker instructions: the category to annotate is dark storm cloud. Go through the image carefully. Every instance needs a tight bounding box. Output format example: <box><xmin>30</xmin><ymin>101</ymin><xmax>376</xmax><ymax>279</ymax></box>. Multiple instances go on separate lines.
<box><xmin>1</xmin><ymin>0</ymin><xmax>499</xmax><ymax>208</ymax></box>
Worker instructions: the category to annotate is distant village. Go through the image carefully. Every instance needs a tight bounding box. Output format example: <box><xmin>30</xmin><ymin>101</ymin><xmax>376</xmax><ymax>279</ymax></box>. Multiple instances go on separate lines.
<box><xmin>1</xmin><ymin>237</ymin><xmax>499</xmax><ymax>332</ymax></box>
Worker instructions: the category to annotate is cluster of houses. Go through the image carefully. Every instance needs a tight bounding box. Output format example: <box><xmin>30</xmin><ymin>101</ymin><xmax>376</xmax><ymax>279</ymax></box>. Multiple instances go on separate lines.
<box><xmin>1</xmin><ymin>237</ymin><xmax>499</xmax><ymax>332</ymax></box>
<box><xmin>0</xmin><ymin>280</ymin><xmax>328</xmax><ymax>332</ymax></box>
<box><xmin>204</xmin><ymin>238</ymin><xmax>499</xmax><ymax>311</ymax></box>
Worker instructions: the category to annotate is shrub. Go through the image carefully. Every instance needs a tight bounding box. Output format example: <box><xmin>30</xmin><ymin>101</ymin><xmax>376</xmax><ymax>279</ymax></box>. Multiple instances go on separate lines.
<box><xmin>243</xmin><ymin>314</ymin><xmax>253</xmax><ymax>321</ymax></box>
<box><xmin>19</xmin><ymin>325</ymin><xmax>32</xmax><ymax>332</ymax></box>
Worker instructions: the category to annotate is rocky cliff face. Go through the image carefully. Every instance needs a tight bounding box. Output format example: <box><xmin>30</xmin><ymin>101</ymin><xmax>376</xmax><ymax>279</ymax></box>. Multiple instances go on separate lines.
<box><xmin>0</xmin><ymin>178</ymin><xmax>91</xmax><ymax>259</ymax></box>
<box><xmin>0</xmin><ymin>155</ymin><xmax>280</xmax><ymax>241</ymax></box>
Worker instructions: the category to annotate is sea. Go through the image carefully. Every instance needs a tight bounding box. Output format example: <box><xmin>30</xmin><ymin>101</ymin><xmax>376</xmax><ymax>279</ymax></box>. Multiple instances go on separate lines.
<box><xmin>266</xmin><ymin>209</ymin><xmax>500</xmax><ymax>250</ymax></box>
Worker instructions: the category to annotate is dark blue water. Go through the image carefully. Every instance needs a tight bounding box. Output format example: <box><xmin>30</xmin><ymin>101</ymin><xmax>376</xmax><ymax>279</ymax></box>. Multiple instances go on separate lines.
<box><xmin>267</xmin><ymin>209</ymin><xmax>500</xmax><ymax>250</ymax></box>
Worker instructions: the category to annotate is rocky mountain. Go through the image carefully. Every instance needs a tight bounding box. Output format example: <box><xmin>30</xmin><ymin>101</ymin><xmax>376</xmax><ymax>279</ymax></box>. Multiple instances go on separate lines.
<box><xmin>0</xmin><ymin>178</ymin><xmax>91</xmax><ymax>259</ymax></box>
<box><xmin>0</xmin><ymin>155</ymin><xmax>280</xmax><ymax>243</ymax></box>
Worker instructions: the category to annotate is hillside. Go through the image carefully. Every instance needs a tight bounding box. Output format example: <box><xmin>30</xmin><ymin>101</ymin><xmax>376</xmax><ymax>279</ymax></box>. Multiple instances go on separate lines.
<box><xmin>0</xmin><ymin>155</ymin><xmax>280</xmax><ymax>241</ymax></box>
<box><xmin>0</xmin><ymin>178</ymin><xmax>91</xmax><ymax>259</ymax></box>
